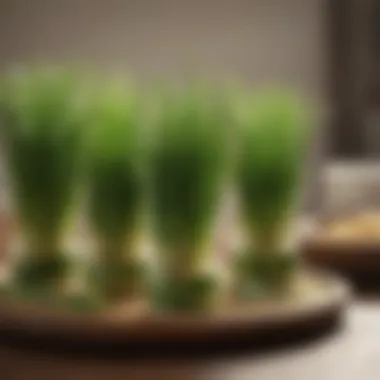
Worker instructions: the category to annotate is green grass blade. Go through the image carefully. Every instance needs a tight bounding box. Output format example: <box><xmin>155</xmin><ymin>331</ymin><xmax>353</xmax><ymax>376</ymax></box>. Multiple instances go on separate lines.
<box><xmin>85</xmin><ymin>80</ymin><xmax>144</xmax><ymax>257</ymax></box>
<box><xmin>0</xmin><ymin>67</ymin><xmax>87</xmax><ymax>255</ymax></box>
<box><xmin>236</xmin><ymin>89</ymin><xmax>310</xmax><ymax>249</ymax></box>
<box><xmin>149</xmin><ymin>84</ymin><xmax>229</xmax><ymax>273</ymax></box>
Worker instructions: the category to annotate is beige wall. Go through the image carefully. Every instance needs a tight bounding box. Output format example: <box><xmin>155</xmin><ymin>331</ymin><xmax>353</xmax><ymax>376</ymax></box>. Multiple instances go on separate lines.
<box><xmin>0</xmin><ymin>0</ymin><xmax>328</xmax><ymax>101</ymax></box>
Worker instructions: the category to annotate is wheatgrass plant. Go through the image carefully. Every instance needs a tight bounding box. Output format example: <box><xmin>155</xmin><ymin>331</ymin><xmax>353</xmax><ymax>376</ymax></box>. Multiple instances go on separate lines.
<box><xmin>0</xmin><ymin>67</ymin><xmax>87</xmax><ymax>289</ymax></box>
<box><xmin>148</xmin><ymin>84</ymin><xmax>229</xmax><ymax>311</ymax></box>
<box><xmin>85</xmin><ymin>80</ymin><xmax>145</xmax><ymax>300</ymax></box>
<box><xmin>235</xmin><ymin>89</ymin><xmax>310</xmax><ymax>295</ymax></box>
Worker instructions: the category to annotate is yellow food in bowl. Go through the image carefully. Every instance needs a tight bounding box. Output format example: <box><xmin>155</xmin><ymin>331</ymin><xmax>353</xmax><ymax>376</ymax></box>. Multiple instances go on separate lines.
<box><xmin>321</xmin><ymin>212</ymin><xmax>380</xmax><ymax>242</ymax></box>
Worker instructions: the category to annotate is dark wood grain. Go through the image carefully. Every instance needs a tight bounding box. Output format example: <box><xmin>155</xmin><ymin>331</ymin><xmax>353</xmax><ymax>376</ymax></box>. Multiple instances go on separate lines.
<box><xmin>0</xmin><ymin>301</ymin><xmax>378</xmax><ymax>380</ymax></box>
<box><xmin>0</xmin><ymin>270</ymin><xmax>348</xmax><ymax>358</ymax></box>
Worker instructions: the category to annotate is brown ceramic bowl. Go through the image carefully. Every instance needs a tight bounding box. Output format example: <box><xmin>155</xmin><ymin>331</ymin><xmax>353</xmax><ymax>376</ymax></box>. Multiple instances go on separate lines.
<box><xmin>302</xmin><ymin>208</ymin><xmax>380</xmax><ymax>288</ymax></box>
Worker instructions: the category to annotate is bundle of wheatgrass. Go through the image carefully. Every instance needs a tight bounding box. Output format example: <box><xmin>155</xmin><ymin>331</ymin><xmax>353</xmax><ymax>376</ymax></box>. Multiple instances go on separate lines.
<box><xmin>235</xmin><ymin>89</ymin><xmax>310</xmax><ymax>296</ymax></box>
<box><xmin>148</xmin><ymin>84</ymin><xmax>229</xmax><ymax>312</ymax></box>
<box><xmin>0</xmin><ymin>68</ymin><xmax>87</xmax><ymax>290</ymax></box>
<box><xmin>85</xmin><ymin>80</ymin><xmax>145</xmax><ymax>301</ymax></box>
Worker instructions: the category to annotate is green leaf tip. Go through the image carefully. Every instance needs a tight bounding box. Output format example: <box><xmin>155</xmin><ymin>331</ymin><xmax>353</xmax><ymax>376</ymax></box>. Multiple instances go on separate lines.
<box><xmin>149</xmin><ymin>84</ymin><xmax>230</xmax><ymax>272</ymax></box>
<box><xmin>236</xmin><ymin>88</ymin><xmax>312</xmax><ymax>249</ymax></box>
<box><xmin>85</xmin><ymin>79</ymin><xmax>145</xmax><ymax>264</ymax></box>
<box><xmin>0</xmin><ymin>67</ymin><xmax>88</xmax><ymax>256</ymax></box>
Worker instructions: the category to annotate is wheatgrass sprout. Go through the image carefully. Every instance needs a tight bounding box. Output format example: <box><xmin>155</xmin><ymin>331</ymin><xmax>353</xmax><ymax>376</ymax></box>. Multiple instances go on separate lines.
<box><xmin>85</xmin><ymin>80</ymin><xmax>145</xmax><ymax>300</ymax></box>
<box><xmin>235</xmin><ymin>90</ymin><xmax>310</xmax><ymax>294</ymax></box>
<box><xmin>149</xmin><ymin>84</ymin><xmax>229</xmax><ymax>311</ymax></box>
<box><xmin>0</xmin><ymin>67</ymin><xmax>87</xmax><ymax>288</ymax></box>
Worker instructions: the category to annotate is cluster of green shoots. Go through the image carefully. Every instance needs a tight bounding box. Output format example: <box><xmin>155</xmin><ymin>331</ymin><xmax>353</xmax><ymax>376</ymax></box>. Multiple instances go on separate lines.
<box><xmin>85</xmin><ymin>80</ymin><xmax>145</xmax><ymax>299</ymax></box>
<box><xmin>0</xmin><ymin>67</ymin><xmax>310</xmax><ymax>312</ymax></box>
<box><xmin>148</xmin><ymin>85</ymin><xmax>229</xmax><ymax>310</ymax></box>
<box><xmin>0</xmin><ymin>68</ymin><xmax>86</xmax><ymax>290</ymax></box>
<box><xmin>235</xmin><ymin>90</ymin><xmax>309</xmax><ymax>296</ymax></box>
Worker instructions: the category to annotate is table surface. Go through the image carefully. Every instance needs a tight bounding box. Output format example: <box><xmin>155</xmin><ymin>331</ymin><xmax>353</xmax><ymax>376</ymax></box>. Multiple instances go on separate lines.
<box><xmin>2</xmin><ymin>162</ymin><xmax>380</xmax><ymax>380</ymax></box>
<box><xmin>0</xmin><ymin>300</ymin><xmax>379</xmax><ymax>380</ymax></box>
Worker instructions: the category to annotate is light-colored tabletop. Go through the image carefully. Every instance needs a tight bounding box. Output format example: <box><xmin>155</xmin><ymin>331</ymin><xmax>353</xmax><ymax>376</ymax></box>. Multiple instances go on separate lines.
<box><xmin>0</xmin><ymin>300</ymin><xmax>379</xmax><ymax>380</ymax></box>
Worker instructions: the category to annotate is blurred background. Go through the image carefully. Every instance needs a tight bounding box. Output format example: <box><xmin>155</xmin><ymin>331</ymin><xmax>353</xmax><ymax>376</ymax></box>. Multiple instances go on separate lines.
<box><xmin>0</xmin><ymin>1</ymin><xmax>378</xmax><ymax>379</ymax></box>
<box><xmin>0</xmin><ymin>0</ymin><xmax>378</xmax><ymax>212</ymax></box>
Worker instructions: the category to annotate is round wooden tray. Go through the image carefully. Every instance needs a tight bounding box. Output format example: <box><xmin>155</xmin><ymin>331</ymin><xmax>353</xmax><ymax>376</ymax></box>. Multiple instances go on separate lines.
<box><xmin>0</xmin><ymin>268</ymin><xmax>349</xmax><ymax>357</ymax></box>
